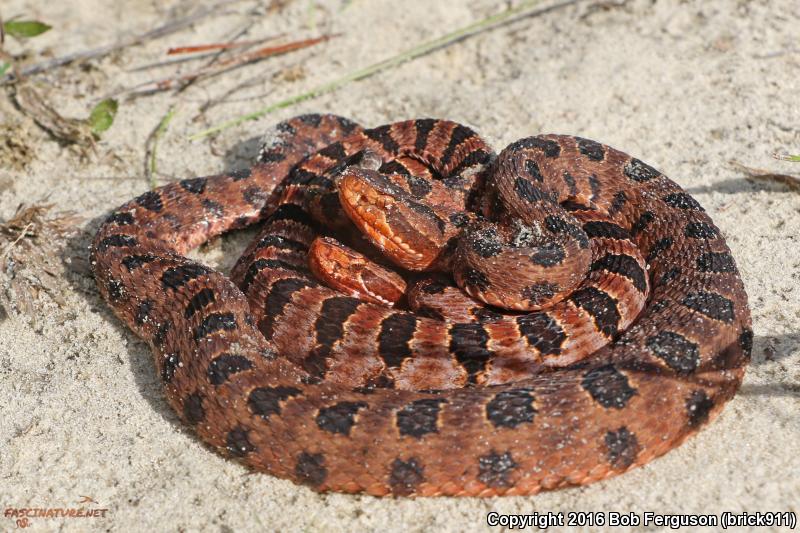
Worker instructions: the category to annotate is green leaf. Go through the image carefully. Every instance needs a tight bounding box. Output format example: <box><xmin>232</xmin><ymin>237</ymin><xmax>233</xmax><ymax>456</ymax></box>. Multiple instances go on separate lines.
<box><xmin>3</xmin><ymin>20</ymin><xmax>52</xmax><ymax>39</ymax></box>
<box><xmin>0</xmin><ymin>63</ymin><xmax>10</xmax><ymax>76</ymax></box>
<box><xmin>786</xmin><ymin>155</ymin><xmax>800</xmax><ymax>162</ymax></box>
<box><xmin>88</xmin><ymin>98</ymin><xmax>118</xmax><ymax>135</ymax></box>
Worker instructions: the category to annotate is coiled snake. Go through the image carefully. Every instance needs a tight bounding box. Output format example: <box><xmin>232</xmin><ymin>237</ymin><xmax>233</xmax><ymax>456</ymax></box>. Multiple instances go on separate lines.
<box><xmin>90</xmin><ymin>115</ymin><xmax>752</xmax><ymax>496</ymax></box>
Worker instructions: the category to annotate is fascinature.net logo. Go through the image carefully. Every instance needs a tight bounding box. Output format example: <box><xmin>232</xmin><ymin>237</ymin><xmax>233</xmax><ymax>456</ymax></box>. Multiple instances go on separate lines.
<box><xmin>4</xmin><ymin>496</ymin><xmax>110</xmax><ymax>529</ymax></box>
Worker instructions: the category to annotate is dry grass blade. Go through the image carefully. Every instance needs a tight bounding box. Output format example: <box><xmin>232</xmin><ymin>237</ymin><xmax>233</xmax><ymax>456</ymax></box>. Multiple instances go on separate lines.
<box><xmin>730</xmin><ymin>160</ymin><xmax>800</xmax><ymax>192</ymax></box>
<box><xmin>0</xmin><ymin>204</ymin><xmax>83</xmax><ymax>321</ymax></box>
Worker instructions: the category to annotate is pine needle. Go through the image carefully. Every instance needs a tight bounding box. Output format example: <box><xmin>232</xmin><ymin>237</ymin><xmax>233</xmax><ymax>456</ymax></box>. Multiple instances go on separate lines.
<box><xmin>189</xmin><ymin>0</ymin><xmax>566</xmax><ymax>140</ymax></box>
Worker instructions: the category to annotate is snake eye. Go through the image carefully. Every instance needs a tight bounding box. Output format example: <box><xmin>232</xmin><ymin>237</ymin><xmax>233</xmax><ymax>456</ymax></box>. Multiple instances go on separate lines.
<box><xmin>356</xmin><ymin>149</ymin><xmax>384</xmax><ymax>171</ymax></box>
<box><xmin>326</xmin><ymin>150</ymin><xmax>384</xmax><ymax>181</ymax></box>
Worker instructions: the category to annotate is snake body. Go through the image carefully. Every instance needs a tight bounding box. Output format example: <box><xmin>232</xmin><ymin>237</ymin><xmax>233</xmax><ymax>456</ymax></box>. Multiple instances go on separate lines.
<box><xmin>91</xmin><ymin>114</ymin><xmax>752</xmax><ymax>496</ymax></box>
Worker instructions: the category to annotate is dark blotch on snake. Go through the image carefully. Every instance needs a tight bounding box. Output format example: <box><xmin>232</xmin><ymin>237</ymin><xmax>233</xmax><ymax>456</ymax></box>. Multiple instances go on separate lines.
<box><xmin>161</xmin><ymin>263</ymin><xmax>211</xmax><ymax>291</ymax></box>
<box><xmin>486</xmin><ymin>388</ymin><xmax>536</xmax><ymax>429</ymax></box>
<box><xmin>646</xmin><ymin>331</ymin><xmax>700</xmax><ymax>374</ymax></box>
<box><xmin>295</xmin><ymin>452</ymin><xmax>328</xmax><ymax>486</ymax></box>
<box><xmin>315</xmin><ymin>401</ymin><xmax>368</xmax><ymax>435</ymax></box>
<box><xmin>449</xmin><ymin>323</ymin><xmax>492</xmax><ymax>384</ymax></box>
<box><xmin>517</xmin><ymin>312</ymin><xmax>566</xmax><ymax>356</ymax></box>
<box><xmin>161</xmin><ymin>353</ymin><xmax>180</xmax><ymax>383</ymax></box>
<box><xmin>605</xmin><ymin>427</ymin><xmax>640</xmax><ymax>469</ymax></box>
<box><xmin>682</xmin><ymin>292</ymin><xmax>735</xmax><ymax>323</ymax></box>
<box><xmin>226</xmin><ymin>427</ymin><xmax>256</xmax><ymax>457</ymax></box>
<box><xmin>396</xmin><ymin>398</ymin><xmax>447</xmax><ymax>439</ymax></box>
<box><xmin>122</xmin><ymin>253</ymin><xmax>156</xmax><ymax>271</ymax></box>
<box><xmin>248</xmin><ymin>386</ymin><xmax>302</xmax><ymax>419</ymax></box>
<box><xmin>179</xmin><ymin>177</ymin><xmax>207</xmax><ymax>194</ymax></box>
<box><xmin>389</xmin><ymin>458</ymin><xmax>425</xmax><ymax>496</ymax></box>
<box><xmin>696</xmin><ymin>252</ymin><xmax>736</xmax><ymax>273</ymax></box>
<box><xmin>230</xmin><ymin>168</ymin><xmax>252</xmax><ymax>181</ymax></box>
<box><xmin>576</xmin><ymin>137</ymin><xmax>605</xmax><ymax>161</ymax></box>
<box><xmin>663</xmin><ymin>192</ymin><xmax>704</xmax><ymax>211</ymax></box>
<box><xmin>183</xmin><ymin>393</ymin><xmax>205</xmax><ymax>424</ymax></box>
<box><xmin>590</xmin><ymin>253</ymin><xmax>648</xmax><ymax>292</ymax></box>
<box><xmin>478</xmin><ymin>451</ymin><xmax>518</xmax><ymax>488</ymax></box>
<box><xmin>194</xmin><ymin>312</ymin><xmax>237</xmax><ymax>341</ymax></box>
<box><xmin>581</xmin><ymin>364</ymin><xmax>636</xmax><ymax>409</ymax></box>
<box><xmin>208</xmin><ymin>354</ymin><xmax>254</xmax><ymax>386</ymax></box>
<box><xmin>378</xmin><ymin>313</ymin><xmax>418</xmax><ymax>368</ymax></box>
<box><xmin>136</xmin><ymin>191</ymin><xmax>163</xmax><ymax>212</ymax></box>
<box><xmin>571</xmin><ymin>287</ymin><xmax>621</xmax><ymax>338</ymax></box>
<box><xmin>624</xmin><ymin>158</ymin><xmax>660</xmax><ymax>182</ymax></box>
<box><xmin>686</xmin><ymin>390</ymin><xmax>714</xmax><ymax>427</ymax></box>
<box><xmin>530</xmin><ymin>243</ymin><xmax>566</xmax><ymax>266</ymax></box>
<box><xmin>685</xmin><ymin>222</ymin><xmax>719</xmax><ymax>240</ymax></box>
<box><xmin>98</xmin><ymin>234</ymin><xmax>138</xmax><ymax>251</ymax></box>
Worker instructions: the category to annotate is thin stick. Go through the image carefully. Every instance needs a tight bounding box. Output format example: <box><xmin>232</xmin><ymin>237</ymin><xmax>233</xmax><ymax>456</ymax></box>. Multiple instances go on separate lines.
<box><xmin>0</xmin><ymin>1</ymin><xmax>242</xmax><ymax>85</ymax></box>
<box><xmin>168</xmin><ymin>38</ymin><xmax>277</xmax><ymax>55</ymax></box>
<box><xmin>144</xmin><ymin>106</ymin><xmax>177</xmax><ymax>189</ymax></box>
<box><xmin>190</xmin><ymin>0</ymin><xmax>581</xmax><ymax>140</ymax></box>
<box><xmin>117</xmin><ymin>35</ymin><xmax>334</xmax><ymax>99</ymax></box>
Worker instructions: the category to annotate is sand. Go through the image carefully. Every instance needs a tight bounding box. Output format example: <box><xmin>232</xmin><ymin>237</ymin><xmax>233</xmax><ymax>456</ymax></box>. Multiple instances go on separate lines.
<box><xmin>1</xmin><ymin>0</ymin><xmax>798</xmax><ymax>531</ymax></box>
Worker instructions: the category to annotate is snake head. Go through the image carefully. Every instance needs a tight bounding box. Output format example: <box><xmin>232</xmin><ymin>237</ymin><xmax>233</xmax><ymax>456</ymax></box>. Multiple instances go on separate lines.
<box><xmin>308</xmin><ymin>236</ymin><xmax>407</xmax><ymax>305</ymax></box>
<box><xmin>338</xmin><ymin>167</ymin><xmax>454</xmax><ymax>271</ymax></box>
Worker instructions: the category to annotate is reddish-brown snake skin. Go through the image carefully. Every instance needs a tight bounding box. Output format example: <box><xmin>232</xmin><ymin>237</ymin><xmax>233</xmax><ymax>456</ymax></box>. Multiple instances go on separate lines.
<box><xmin>90</xmin><ymin>115</ymin><xmax>752</xmax><ymax>496</ymax></box>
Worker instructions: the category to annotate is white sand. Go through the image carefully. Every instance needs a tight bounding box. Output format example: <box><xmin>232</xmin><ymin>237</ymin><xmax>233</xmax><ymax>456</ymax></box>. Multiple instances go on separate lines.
<box><xmin>1</xmin><ymin>0</ymin><xmax>798</xmax><ymax>531</ymax></box>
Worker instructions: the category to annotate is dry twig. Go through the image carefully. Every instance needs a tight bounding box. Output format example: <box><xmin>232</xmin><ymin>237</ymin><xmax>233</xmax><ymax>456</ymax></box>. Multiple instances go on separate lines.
<box><xmin>730</xmin><ymin>160</ymin><xmax>800</xmax><ymax>192</ymax></box>
<box><xmin>167</xmin><ymin>38</ymin><xmax>282</xmax><ymax>55</ymax></box>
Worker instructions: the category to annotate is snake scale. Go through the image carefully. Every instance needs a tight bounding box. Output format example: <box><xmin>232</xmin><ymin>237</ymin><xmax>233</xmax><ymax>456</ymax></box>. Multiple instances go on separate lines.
<box><xmin>90</xmin><ymin>114</ymin><xmax>752</xmax><ymax>496</ymax></box>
